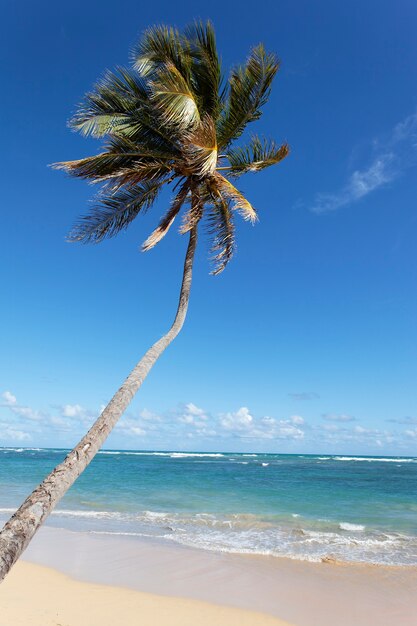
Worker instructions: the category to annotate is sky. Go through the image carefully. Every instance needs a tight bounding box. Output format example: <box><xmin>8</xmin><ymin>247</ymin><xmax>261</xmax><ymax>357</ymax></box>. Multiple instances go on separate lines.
<box><xmin>1</xmin><ymin>0</ymin><xmax>417</xmax><ymax>455</ymax></box>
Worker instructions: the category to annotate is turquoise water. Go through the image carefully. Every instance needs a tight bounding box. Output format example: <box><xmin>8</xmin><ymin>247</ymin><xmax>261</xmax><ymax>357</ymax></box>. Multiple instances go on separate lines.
<box><xmin>1</xmin><ymin>448</ymin><xmax>416</xmax><ymax>565</ymax></box>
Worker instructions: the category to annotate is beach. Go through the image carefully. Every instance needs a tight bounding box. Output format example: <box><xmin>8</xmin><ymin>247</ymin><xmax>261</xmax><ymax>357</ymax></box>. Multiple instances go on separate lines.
<box><xmin>0</xmin><ymin>560</ymin><xmax>288</xmax><ymax>626</ymax></box>
<box><xmin>1</xmin><ymin>449</ymin><xmax>417</xmax><ymax>624</ymax></box>
<box><xmin>1</xmin><ymin>525</ymin><xmax>416</xmax><ymax>626</ymax></box>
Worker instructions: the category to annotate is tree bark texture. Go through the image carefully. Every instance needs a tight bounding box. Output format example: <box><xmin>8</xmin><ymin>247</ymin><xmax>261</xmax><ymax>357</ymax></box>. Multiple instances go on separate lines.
<box><xmin>0</xmin><ymin>226</ymin><xmax>198</xmax><ymax>582</ymax></box>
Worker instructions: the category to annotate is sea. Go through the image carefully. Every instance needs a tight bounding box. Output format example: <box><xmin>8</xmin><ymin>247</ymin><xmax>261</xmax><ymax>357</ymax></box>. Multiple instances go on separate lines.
<box><xmin>0</xmin><ymin>447</ymin><xmax>416</xmax><ymax>566</ymax></box>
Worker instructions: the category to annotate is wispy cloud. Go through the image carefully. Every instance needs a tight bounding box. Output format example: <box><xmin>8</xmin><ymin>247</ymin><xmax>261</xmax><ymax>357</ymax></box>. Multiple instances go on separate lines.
<box><xmin>322</xmin><ymin>413</ymin><xmax>355</xmax><ymax>422</ymax></box>
<box><xmin>288</xmin><ymin>392</ymin><xmax>320</xmax><ymax>401</ymax></box>
<box><xmin>387</xmin><ymin>416</ymin><xmax>417</xmax><ymax>425</ymax></box>
<box><xmin>310</xmin><ymin>110</ymin><xmax>417</xmax><ymax>214</ymax></box>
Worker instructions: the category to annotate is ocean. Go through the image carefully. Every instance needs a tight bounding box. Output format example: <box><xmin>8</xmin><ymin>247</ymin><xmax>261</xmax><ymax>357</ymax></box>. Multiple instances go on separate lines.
<box><xmin>1</xmin><ymin>447</ymin><xmax>416</xmax><ymax>566</ymax></box>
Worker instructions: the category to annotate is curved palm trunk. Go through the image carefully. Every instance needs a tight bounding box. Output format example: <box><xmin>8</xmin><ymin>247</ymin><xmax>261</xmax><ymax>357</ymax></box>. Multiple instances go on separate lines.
<box><xmin>0</xmin><ymin>226</ymin><xmax>198</xmax><ymax>582</ymax></box>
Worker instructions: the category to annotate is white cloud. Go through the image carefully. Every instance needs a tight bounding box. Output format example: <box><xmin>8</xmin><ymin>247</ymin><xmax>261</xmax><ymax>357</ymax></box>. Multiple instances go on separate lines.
<box><xmin>61</xmin><ymin>404</ymin><xmax>85</xmax><ymax>418</ymax></box>
<box><xmin>115</xmin><ymin>416</ymin><xmax>147</xmax><ymax>438</ymax></box>
<box><xmin>219</xmin><ymin>408</ymin><xmax>305</xmax><ymax>441</ymax></box>
<box><xmin>11</xmin><ymin>405</ymin><xmax>42</xmax><ymax>421</ymax></box>
<box><xmin>321</xmin><ymin>423</ymin><xmax>340</xmax><ymax>432</ymax></box>
<box><xmin>0</xmin><ymin>426</ymin><xmax>31</xmax><ymax>442</ymax></box>
<box><xmin>178</xmin><ymin>403</ymin><xmax>209</xmax><ymax>426</ymax></box>
<box><xmin>2</xmin><ymin>390</ymin><xmax>416</xmax><ymax>453</ymax></box>
<box><xmin>2</xmin><ymin>391</ymin><xmax>17</xmax><ymax>406</ymax></box>
<box><xmin>129</xmin><ymin>426</ymin><xmax>146</xmax><ymax>436</ymax></box>
<box><xmin>185</xmin><ymin>403</ymin><xmax>207</xmax><ymax>418</ymax></box>
<box><xmin>220</xmin><ymin>407</ymin><xmax>253</xmax><ymax>432</ymax></box>
<box><xmin>275</xmin><ymin>424</ymin><xmax>304</xmax><ymax>440</ymax></box>
<box><xmin>140</xmin><ymin>408</ymin><xmax>160</xmax><ymax>421</ymax></box>
<box><xmin>1</xmin><ymin>390</ymin><xmax>42</xmax><ymax>421</ymax></box>
<box><xmin>310</xmin><ymin>110</ymin><xmax>417</xmax><ymax>213</ymax></box>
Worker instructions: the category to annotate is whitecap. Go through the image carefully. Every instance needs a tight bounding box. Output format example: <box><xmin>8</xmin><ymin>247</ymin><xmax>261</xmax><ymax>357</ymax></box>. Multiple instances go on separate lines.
<box><xmin>339</xmin><ymin>522</ymin><xmax>365</xmax><ymax>532</ymax></box>
<box><xmin>334</xmin><ymin>456</ymin><xmax>417</xmax><ymax>463</ymax></box>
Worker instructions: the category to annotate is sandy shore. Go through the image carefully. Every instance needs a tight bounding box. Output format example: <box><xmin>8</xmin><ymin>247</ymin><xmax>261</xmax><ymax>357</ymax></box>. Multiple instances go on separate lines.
<box><xmin>0</xmin><ymin>560</ymin><xmax>290</xmax><ymax>626</ymax></box>
<box><xmin>1</xmin><ymin>526</ymin><xmax>416</xmax><ymax>626</ymax></box>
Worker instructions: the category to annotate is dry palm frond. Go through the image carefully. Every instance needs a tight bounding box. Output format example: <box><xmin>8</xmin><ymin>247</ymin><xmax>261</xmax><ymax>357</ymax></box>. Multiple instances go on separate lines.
<box><xmin>181</xmin><ymin>116</ymin><xmax>218</xmax><ymax>177</ymax></box>
<box><xmin>206</xmin><ymin>180</ymin><xmax>235</xmax><ymax>275</ymax></box>
<box><xmin>142</xmin><ymin>180</ymin><xmax>190</xmax><ymax>250</ymax></box>
<box><xmin>212</xmin><ymin>173</ymin><xmax>258</xmax><ymax>223</ymax></box>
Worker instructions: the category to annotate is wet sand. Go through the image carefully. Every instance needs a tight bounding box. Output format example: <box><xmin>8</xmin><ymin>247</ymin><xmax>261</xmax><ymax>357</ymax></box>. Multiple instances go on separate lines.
<box><xmin>3</xmin><ymin>525</ymin><xmax>417</xmax><ymax>626</ymax></box>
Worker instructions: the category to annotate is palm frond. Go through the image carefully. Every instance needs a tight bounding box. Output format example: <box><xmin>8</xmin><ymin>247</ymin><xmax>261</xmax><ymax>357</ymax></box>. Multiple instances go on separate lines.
<box><xmin>53</xmin><ymin>152</ymin><xmax>171</xmax><ymax>183</ymax></box>
<box><xmin>212</xmin><ymin>174</ymin><xmax>258</xmax><ymax>223</ymax></box>
<box><xmin>181</xmin><ymin>116</ymin><xmax>218</xmax><ymax>177</ymax></box>
<box><xmin>68</xmin><ymin>180</ymin><xmax>164</xmax><ymax>244</ymax></box>
<box><xmin>217</xmin><ymin>44</ymin><xmax>279</xmax><ymax>148</ymax></box>
<box><xmin>226</xmin><ymin>136</ymin><xmax>289</xmax><ymax>176</ymax></box>
<box><xmin>105</xmin><ymin>133</ymin><xmax>174</xmax><ymax>159</ymax></box>
<box><xmin>206</xmin><ymin>180</ymin><xmax>235</xmax><ymax>275</ymax></box>
<box><xmin>186</xmin><ymin>20</ymin><xmax>222</xmax><ymax>119</ymax></box>
<box><xmin>132</xmin><ymin>25</ymin><xmax>191</xmax><ymax>83</ymax></box>
<box><xmin>149</xmin><ymin>63</ymin><xmax>200</xmax><ymax>130</ymax></box>
<box><xmin>142</xmin><ymin>180</ymin><xmax>190</xmax><ymax>250</ymax></box>
<box><xmin>115</xmin><ymin>112</ymin><xmax>180</xmax><ymax>153</ymax></box>
<box><xmin>69</xmin><ymin>68</ymin><xmax>148</xmax><ymax>138</ymax></box>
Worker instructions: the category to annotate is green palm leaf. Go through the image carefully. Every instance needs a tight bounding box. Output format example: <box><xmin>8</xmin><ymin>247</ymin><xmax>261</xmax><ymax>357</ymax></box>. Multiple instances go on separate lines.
<box><xmin>69</xmin><ymin>68</ymin><xmax>148</xmax><ymax>138</ymax></box>
<box><xmin>186</xmin><ymin>20</ymin><xmax>223</xmax><ymax>119</ymax></box>
<box><xmin>226</xmin><ymin>136</ymin><xmax>289</xmax><ymax>176</ymax></box>
<box><xmin>68</xmin><ymin>180</ymin><xmax>164</xmax><ymax>243</ymax></box>
<box><xmin>132</xmin><ymin>25</ymin><xmax>191</xmax><ymax>83</ymax></box>
<box><xmin>150</xmin><ymin>63</ymin><xmax>200</xmax><ymax>130</ymax></box>
<box><xmin>53</xmin><ymin>152</ymin><xmax>171</xmax><ymax>184</ymax></box>
<box><xmin>217</xmin><ymin>44</ymin><xmax>279</xmax><ymax>148</ymax></box>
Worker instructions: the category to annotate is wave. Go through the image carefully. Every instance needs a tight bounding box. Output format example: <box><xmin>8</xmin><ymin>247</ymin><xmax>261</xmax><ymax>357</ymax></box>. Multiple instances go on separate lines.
<box><xmin>98</xmin><ymin>451</ymin><xmax>225</xmax><ymax>458</ymax></box>
<box><xmin>334</xmin><ymin>456</ymin><xmax>417</xmax><ymax>463</ymax></box>
<box><xmin>2</xmin><ymin>505</ymin><xmax>415</xmax><ymax>565</ymax></box>
<box><xmin>339</xmin><ymin>522</ymin><xmax>365</xmax><ymax>531</ymax></box>
<box><xmin>0</xmin><ymin>447</ymin><xmax>45</xmax><ymax>452</ymax></box>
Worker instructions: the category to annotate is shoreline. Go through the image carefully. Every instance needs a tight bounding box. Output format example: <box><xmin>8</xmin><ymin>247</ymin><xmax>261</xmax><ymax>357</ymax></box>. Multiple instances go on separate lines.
<box><xmin>9</xmin><ymin>525</ymin><xmax>417</xmax><ymax>626</ymax></box>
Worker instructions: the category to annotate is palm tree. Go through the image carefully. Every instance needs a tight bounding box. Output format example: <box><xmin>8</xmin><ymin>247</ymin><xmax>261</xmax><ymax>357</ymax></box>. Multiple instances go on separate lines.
<box><xmin>0</xmin><ymin>21</ymin><xmax>288</xmax><ymax>581</ymax></box>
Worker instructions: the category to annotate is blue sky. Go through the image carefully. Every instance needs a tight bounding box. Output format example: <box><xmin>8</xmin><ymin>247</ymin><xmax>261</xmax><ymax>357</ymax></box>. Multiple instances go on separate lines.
<box><xmin>1</xmin><ymin>0</ymin><xmax>416</xmax><ymax>454</ymax></box>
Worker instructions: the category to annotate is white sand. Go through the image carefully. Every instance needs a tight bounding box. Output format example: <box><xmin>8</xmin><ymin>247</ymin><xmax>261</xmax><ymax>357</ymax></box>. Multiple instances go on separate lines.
<box><xmin>0</xmin><ymin>560</ymin><xmax>291</xmax><ymax>626</ymax></box>
<box><xmin>3</xmin><ymin>526</ymin><xmax>417</xmax><ymax>626</ymax></box>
